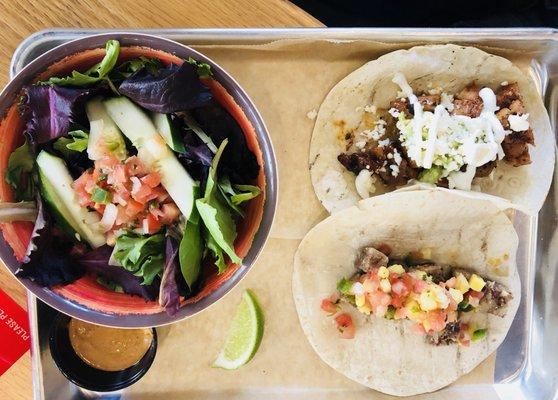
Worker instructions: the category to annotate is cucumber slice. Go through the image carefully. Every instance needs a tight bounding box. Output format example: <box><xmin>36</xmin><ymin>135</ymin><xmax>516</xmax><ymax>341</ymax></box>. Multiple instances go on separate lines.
<box><xmin>103</xmin><ymin>97</ymin><xmax>196</xmax><ymax>218</ymax></box>
<box><xmin>152</xmin><ymin>113</ymin><xmax>186</xmax><ymax>153</ymax></box>
<box><xmin>36</xmin><ymin>151</ymin><xmax>105</xmax><ymax>248</ymax></box>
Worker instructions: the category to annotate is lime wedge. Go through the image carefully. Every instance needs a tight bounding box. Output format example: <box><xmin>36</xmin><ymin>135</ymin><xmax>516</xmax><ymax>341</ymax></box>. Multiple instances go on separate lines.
<box><xmin>212</xmin><ymin>289</ymin><xmax>264</xmax><ymax>370</ymax></box>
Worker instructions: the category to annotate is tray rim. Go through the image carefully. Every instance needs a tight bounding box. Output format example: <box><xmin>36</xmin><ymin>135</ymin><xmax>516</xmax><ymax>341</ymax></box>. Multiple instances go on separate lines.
<box><xmin>11</xmin><ymin>27</ymin><xmax>556</xmax><ymax>400</ymax></box>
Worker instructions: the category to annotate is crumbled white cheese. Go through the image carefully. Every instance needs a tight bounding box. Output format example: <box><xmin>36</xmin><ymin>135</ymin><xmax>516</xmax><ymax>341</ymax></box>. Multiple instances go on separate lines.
<box><xmin>389</xmin><ymin>164</ymin><xmax>400</xmax><ymax>177</ymax></box>
<box><xmin>355</xmin><ymin>140</ymin><xmax>366</xmax><ymax>149</ymax></box>
<box><xmin>354</xmin><ymin>169</ymin><xmax>377</xmax><ymax>199</ymax></box>
<box><xmin>306</xmin><ymin>109</ymin><xmax>318</xmax><ymax>120</ymax></box>
<box><xmin>378</xmin><ymin>139</ymin><xmax>390</xmax><ymax>148</ymax></box>
<box><xmin>387</xmin><ymin>153</ymin><xmax>393</xmax><ymax>159</ymax></box>
<box><xmin>393</xmin><ymin>149</ymin><xmax>402</xmax><ymax>165</ymax></box>
<box><xmin>501</xmin><ymin>81</ymin><xmax>509</xmax><ymax>86</ymax></box>
<box><xmin>508</xmin><ymin>114</ymin><xmax>530</xmax><ymax>132</ymax></box>
<box><xmin>440</xmin><ymin>92</ymin><xmax>454</xmax><ymax>112</ymax></box>
<box><xmin>388</xmin><ymin>107</ymin><xmax>400</xmax><ymax>118</ymax></box>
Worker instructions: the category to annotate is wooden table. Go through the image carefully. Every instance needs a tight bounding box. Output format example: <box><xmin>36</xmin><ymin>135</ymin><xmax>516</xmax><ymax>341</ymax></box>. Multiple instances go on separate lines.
<box><xmin>0</xmin><ymin>1</ymin><xmax>323</xmax><ymax>398</ymax></box>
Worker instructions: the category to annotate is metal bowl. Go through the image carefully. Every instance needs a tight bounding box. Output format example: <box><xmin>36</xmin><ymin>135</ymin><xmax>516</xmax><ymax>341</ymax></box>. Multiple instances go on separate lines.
<box><xmin>0</xmin><ymin>33</ymin><xmax>277</xmax><ymax>327</ymax></box>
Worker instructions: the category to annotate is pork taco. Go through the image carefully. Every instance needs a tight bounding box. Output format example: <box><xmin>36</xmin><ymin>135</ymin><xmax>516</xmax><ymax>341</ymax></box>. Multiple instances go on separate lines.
<box><xmin>292</xmin><ymin>189</ymin><xmax>520</xmax><ymax>396</ymax></box>
<box><xmin>309</xmin><ymin>44</ymin><xmax>554</xmax><ymax>214</ymax></box>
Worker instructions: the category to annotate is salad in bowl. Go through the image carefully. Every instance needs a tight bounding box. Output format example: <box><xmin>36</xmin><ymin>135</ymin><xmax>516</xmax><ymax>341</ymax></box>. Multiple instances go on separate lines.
<box><xmin>0</xmin><ymin>35</ymin><xmax>273</xmax><ymax>326</ymax></box>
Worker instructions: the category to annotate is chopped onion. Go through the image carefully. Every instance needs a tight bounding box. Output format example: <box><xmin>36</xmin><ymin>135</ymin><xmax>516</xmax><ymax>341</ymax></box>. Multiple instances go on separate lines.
<box><xmin>130</xmin><ymin>176</ymin><xmax>141</xmax><ymax>195</ymax></box>
<box><xmin>97</xmin><ymin>203</ymin><xmax>118</xmax><ymax>232</ymax></box>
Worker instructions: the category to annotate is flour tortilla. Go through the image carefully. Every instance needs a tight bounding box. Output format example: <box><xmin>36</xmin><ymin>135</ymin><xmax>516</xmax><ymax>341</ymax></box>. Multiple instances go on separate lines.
<box><xmin>292</xmin><ymin>189</ymin><xmax>520</xmax><ymax>396</ymax></box>
<box><xmin>309</xmin><ymin>44</ymin><xmax>554</xmax><ymax>214</ymax></box>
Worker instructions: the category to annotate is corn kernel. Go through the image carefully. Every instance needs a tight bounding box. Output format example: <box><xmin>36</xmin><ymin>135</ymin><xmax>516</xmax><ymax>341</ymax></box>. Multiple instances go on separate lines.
<box><xmin>419</xmin><ymin>291</ymin><xmax>438</xmax><ymax>311</ymax></box>
<box><xmin>449</xmin><ymin>288</ymin><xmax>464</xmax><ymax>303</ymax></box>
<box><xmin>355</xmin><ymin>294</ymin><xmax>366</xmax><ymax>307</ymax></box>
<box><xmin>388</xmin><ymin>264</ymin><xmax>405</xmax><ymax>275</ymax></box>
<box><xmin>421</xmin><ymin>248</ymin><xmax>432</xmax><ymax>259</ymax></box>
<box><xmin>358</xmin><ymin>305</ymin><xmax>372</xmax><ymax>315</ymax></box>
<box><xmin>380</xmin><ymin>278</ymin><xmax>391</xmax><ymax>293</ymax></box>
<box><xmin>378</xmin><ymin>266</ymin><xmax>389</xmax><ymax>279</ymax></box>
<box><xmin>455</xmin><ymin>273</ymin><xmax>470</xmax><ymax>294</ymax></box>
<box><xmin>469</xmin><ymin>274</ymin><xmax>485</xmax><ymax>292</ymax></box>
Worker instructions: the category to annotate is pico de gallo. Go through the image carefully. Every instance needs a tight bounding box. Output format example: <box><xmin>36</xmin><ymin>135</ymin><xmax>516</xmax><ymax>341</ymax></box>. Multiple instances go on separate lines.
<box><xmin>321</xmin><ymin>245</ymin><xmax>512</xmax><ymax>346</ymax></box>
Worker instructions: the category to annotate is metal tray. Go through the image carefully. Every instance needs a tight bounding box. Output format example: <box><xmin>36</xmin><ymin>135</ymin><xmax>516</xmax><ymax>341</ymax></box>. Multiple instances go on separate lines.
<box><xmin>11</xmin><ymin>28</ymin><xmax>558</xmax><ymax>400</ymax></box>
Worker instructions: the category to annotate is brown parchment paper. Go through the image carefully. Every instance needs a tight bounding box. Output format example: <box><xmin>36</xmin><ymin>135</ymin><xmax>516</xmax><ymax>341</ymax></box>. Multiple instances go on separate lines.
<box><xmin>126</xmin><ymin>39</ymin><xmax>534</xmax><ymax>399</ymax></box>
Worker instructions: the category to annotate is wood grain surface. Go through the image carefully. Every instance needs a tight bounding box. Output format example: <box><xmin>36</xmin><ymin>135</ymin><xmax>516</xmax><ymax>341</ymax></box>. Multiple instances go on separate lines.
<box><xmin>0</xmin><ymin>1</ymin><xmax>322</xmax><ymax>398</ymax></box>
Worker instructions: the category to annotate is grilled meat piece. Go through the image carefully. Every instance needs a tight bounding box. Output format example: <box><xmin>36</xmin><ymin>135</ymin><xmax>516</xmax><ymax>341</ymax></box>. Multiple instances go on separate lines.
<box><xmin>427</xmin><ymin>322</ymin><xmax>461</xmax><ymax>346</ymax></box>
<box><xmin>453</xmin><ymin>99</ymin><xmax>483</xmax><ymax>118</ymax></box>
<box><xmin>502</xmin><ymin>130</ymin><xmax>534</xmax><ymax>166</ymax></box>
<box><xmin>355</xmin><ymin>246</ymin><xmax>388</xmax><ymax>272</ymax></box>
<box><xmin>474</xmin><ymin>160</ymin><xmax>497</xmax><ymax>178</ymax></box>
<box><xmin>479</xmin><ymin>280</ymin><xmax>513</xmax><ymax>317</ymax></box>
<box><xmin>453</xmin><ymin>84</ymin><xmax>483</xmax><ymax>118</ymax></box>
<box><xmin>417</xmin><ymin>94</ymin><xmax>441</xmax><ymax>112</ymax></box>
<box><xmin>457</xmin><ymin>84</ymin><xmax>482</xmax><ymax>101</ymax></box>
<box><xmin>496</xmin><ymin>107</ymin><xmax>512</xmax><ymax>129</ymax></box>
<box><xmin>337</xmin><ymin>149</ymin><xmax>385</xmax><ymax>174</ymax></box>
<box><xmin>496</xmin><ymin>83</ymin><xmax>521</xmax><ymax>108</ymax></box>
<box><xmin>409</xmin><ymin>264</ymin><xmax>453</xmax><ymax>284</ymax></box>
<box><xmin>390</xmin><ymin>97</ymin><xmax>412</xmax><ymax>117</ymax></box>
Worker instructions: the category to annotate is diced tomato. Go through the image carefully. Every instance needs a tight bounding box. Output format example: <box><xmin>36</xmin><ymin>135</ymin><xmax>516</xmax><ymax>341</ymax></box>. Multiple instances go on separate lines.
<box><xmin>111</xmin><ymin>164</ymin><xmax>128</xmax><ymax>184</ymax></box>
<box><xmin>125</xmin><ymin>199</ymin><xmax>144</xmax><ymax>218</ymax></box>
<box><xmin>142</xmin><ymin>213</ymin><xmax>162</xmax><ymax>234</ymax></box>
<box><xmin>115</xmin><ymin>205</ymin><xmax>129</xmax><ymax>226</ymax></box>
<box><xmin>424</xmin><ymin>310</ymin><xmax>447</xmax><ymax>333</ymax></box>
<box><xmin>391</xmin><ymin>279</ymin><xmax>410</xmax><ymax>297</ymax></box>
<box><xmin>320</xmin><ymin>298</ymin><xmax>339</xmax><ymax>316</ymax></box>
<box><xmin>413</xmin><ymin>279</ymin><xmax>428</xmax><ymax>293</ymax></box>
<box><xmin>334</xmin><ymin>313</ymin><xmax>355</xmax><ymax>339</ymax></box>
<box><xmin>141</xmin><ymin>172</ymin><xmax>161</xmax><ymax>188</ymax></box>
<box><xmin>132</xmin><ymin>182</ymin><xmax>156</xmax><ymax>203</ymax></box>
<box><xmin>160</xmin><ymin>203</ymin><xmax>180</xmax><ymax>224</ymax></box>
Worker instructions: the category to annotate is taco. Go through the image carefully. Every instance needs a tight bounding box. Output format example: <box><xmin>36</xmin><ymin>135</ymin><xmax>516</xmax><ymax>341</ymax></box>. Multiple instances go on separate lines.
<box><xmin>309</xmin><ymin>44</ymin><xmax>554</xmax><ymax>214</ymax></box>
<box><xmin>292</xmin><ymin>189</ymin><xmax>520</xmax><ymax>396</ymax></box>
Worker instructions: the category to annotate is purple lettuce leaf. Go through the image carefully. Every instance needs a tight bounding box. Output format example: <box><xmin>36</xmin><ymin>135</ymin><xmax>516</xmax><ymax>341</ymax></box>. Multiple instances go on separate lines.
<box><xmin>159</xmin><ymin>236</ymin><xmax>181</xmax><ymax>316</ymax></box>
<box><xmin>118</xmin><ymin>63</ymin><xmax>212</xmax><ymax>113</ymax></box>
<box><xmin>78</xmin><ymin>245</ymin><xmax>160</xmax><ymax>301</ymax></box>
<box><xmin>16</xmin><ymin>199</ymin><xmax>83</xmax><ymax>287</ymax></box>
<box><xmin>21</xmin><ymin>85</ymin><xmax>97</xmax><ymax>144</ymax></box>
<box><xmin>191</xmin><ymin>101</ymin><xmax>259</xmax><ymax>183</ymax></box>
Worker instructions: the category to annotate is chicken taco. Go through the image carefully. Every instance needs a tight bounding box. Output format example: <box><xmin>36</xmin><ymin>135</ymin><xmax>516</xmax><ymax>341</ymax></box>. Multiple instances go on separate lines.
<box><xmin>309</xmin><ymin>44</ymin><xmax>554</xmax><ymax>213</ymax></box>
<box><xmin>293</xmin><ymin>189</ymin><xmax>520</xmax><ymax>396</ymax></box>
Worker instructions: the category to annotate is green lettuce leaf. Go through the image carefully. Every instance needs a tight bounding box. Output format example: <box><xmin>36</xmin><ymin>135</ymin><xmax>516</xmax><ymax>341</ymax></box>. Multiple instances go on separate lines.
<box><xmin>179</xmin><ymin>207</ymin><xmax>204</xmax><ymax>288</ymax></box>
<box><xmin>53</xmin><ymin>130</ymin><xmax>89</xmax><ymax>158</ymax></box>
<box><xmin>196</xmin><ymin>139</ymin><xmax>242</xmax><ymax>268</ymax></box>
<box><xmin>5</xmin><ymin>139</ymin><xmax>34</xmax><ymax>201</ymax></box>
<box><xmin>41</xmin><ymin>40</ymin><xmax>120</xmax><ymax>87</ymax></box>
<box><xmin>186</xmin><ymin>57</ymin><xmax>212</xmax><ymax>78</ymax></box>
<box><xmin>111</xmin><ymin>56</ymin><xmax>164</xmax><ymax>80</ymax></box>
<box><xmin>205</xmin><ymin>231</ymin><xmax>227</xmax><ymax>273</ymax></box>
<box><xmin>218</xmin><ymin>177</ymin><xmax>260</xmax><ymax>217</ymax></box>
<box><xmin>111</xmin><ymin>232</ymin><xmax>165</xmax><ymax>285</ymax></box>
